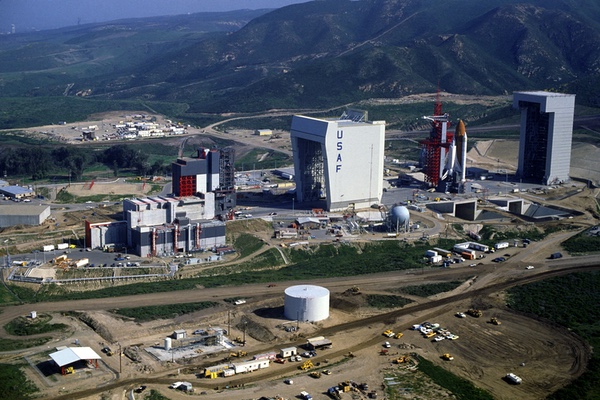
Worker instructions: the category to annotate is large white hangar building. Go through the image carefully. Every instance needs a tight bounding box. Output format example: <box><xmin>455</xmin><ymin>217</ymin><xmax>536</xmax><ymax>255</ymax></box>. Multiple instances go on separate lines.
<box><xmin>290</xmin><ymin>110</ymin><xmax>385</xmax><ymax>211</ymax></box>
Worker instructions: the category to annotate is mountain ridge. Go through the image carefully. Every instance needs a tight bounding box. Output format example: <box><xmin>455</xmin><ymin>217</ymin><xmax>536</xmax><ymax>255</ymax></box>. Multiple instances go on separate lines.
<box><xmin>1</xmin><ymin>0</ymin><xmax>600</xmax><ymax>123</ymax></box>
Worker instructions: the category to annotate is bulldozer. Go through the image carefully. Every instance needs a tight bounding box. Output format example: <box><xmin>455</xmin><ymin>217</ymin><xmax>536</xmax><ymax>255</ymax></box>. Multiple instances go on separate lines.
<box><xmin>229</xmin><ymin>350</ymin><xmax>247</xmax><ymax>357</ymax></box>
<box><xmin>382</xmin><ymin>329</ymin><xmax>394</xmax><ymax>337</ymax></box>
<box><xmin>395</xmin><ymin>332</ymin><xmax>404</xmax><ymax>339</ymax></box>
<box><xmin>489</xmin><ymin>317</ymin><xmax>501</xmax><ymax>325</ymax></box>
<box><xmin>350</xmin><ymin>286</ymin><xmax>361</xmax><ymax>295</ymax></box>
<box><xmin>467</xmin><ymin>309</ymin><xmax>483</xmax><ymax>318</ymax></box>
<box><xmin>309</xmin><ymin>371</ymin><xmax>321</xmax><ymax>379</ymax></box>
<box><xmin>300</xmin><ymin>360</ymin><xmax>314</xmax><ymax>370</ymax></box>
<box><xmin>442</xmin><ymin>353</ymin><xmax>454</xmax><ymax>361</ymax></box>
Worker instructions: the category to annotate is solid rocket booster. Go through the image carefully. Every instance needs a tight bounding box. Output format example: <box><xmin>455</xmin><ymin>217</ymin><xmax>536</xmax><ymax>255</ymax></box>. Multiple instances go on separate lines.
<box><xmin>455</xmin><ymin>120</ymin><xmax>467</xmax><ymax>183</ymax></box>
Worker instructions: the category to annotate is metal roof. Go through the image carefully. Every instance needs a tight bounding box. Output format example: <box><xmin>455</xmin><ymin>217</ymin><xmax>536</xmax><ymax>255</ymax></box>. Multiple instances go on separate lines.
<box><xmin>49</xmin><ymin>347</ymin><xmax>101</xmax><ymax>367</ymax></box>
<box><xmin>0</xmin><ymin>186</ymin><xmax>33</xmax><ymax>195</ymax></box>
<box><xmin>0</xmin><ymin>205</ymin><xmax>50</xmax><ymax>217</ymax></box>
<box><xmin>296</xmin><ymin>217</ymin><xmax>320</xmax><ymax>225</ymax></box>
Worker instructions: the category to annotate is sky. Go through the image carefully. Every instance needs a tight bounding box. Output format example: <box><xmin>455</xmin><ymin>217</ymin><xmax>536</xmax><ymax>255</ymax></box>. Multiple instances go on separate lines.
<box><xmin>0</xmin><ymin>0</ymin><xmax>308</xmax><ymax>33</ymax></box>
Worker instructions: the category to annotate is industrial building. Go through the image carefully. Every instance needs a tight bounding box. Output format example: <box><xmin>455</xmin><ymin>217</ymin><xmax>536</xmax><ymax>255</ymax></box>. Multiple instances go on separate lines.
<box><xmin>513</xmin><ymin>91</ymin><xmax>575</xmax><ymax>185</ymax></box>
<box><xmin>290</xmin><ymin>109</ymin><xmax>385</xmax><ymax>211</ymax></box>
<box><xmin>124</xmin><ymin>196</ymin><xmax>225</xmax><ymax>257</ymax></box>
<box><xmin>85</xmin><ymin>195</ymin><xmax>226</xmax><ymax>256</ymax></box>
<box><xmin>85</xmin><ymin>193</ymin><xmax>225</xmax><ymax>257</ymax></box>
<box><xmin>171</xmin><ymin>147</ymin><xmax>236</xmax><ymax>216</ymax></box>
<box><xmin>284</xmin><ymin>284</ymin><xmax>330</xmax><ymax>322</ymax></box>
<box><xmin>0</xmin><ymin>205</ymin><xmax>51</xmax><ymax>228</ymax></box>
<box><xmin>87</xmin><ymin>148</ymin><xmax>232</xmax><ymax>256</ymax></box>
<box><xmin>0</xmin><ymin>185</ymin><xmax>35</xmax><ymax>199</ymax></box>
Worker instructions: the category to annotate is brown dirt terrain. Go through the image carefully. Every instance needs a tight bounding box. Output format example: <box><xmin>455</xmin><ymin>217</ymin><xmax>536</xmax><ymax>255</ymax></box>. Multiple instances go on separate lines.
<box><xmin>10</xmin><ymin>260</ymin><xmax>593</xmax><ymax>400</ymax></box>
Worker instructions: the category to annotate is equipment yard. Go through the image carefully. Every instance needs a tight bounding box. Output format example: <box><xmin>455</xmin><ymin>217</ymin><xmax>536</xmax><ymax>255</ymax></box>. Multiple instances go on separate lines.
<box><xmin>1</xmin><ymin>252</ymin><xmax>594</xmax><ymax>400</ymax></box>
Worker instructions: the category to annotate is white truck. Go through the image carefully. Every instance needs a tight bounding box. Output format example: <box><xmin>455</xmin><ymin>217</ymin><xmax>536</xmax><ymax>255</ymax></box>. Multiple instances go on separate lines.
<box><xmin>74</xmin><ymin>258</ymin><xmax>89</xmax><ymax>268</ymax></box>
<box><xmin>57</xmin><ymin>243</ymin><xmax>69</xmax><ymax>250</ymax></box>
<box><xmin>505</xmin><ymin>373</ymin><xmax>522</xmax><ymax>384</ymax></box>
<box><xmin>42</xmin><ymin>245</ymin><xmax>55</xmax><ymax>252</ymax></box>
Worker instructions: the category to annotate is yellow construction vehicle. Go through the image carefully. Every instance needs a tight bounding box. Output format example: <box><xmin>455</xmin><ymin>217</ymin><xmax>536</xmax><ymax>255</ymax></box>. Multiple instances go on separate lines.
<box><xmin>467</xmin><ymin>309</ymin><xmax>483</xmax><ymax>318</ymax></box>
<box><xmin>489</xmin><ymin>317</ymin><xmax>501</xmax><ymax>325</ymax></box>
<box><xmin>395</xmin><ymin>355</ymin><xmax>410</xmax><ymax>364</ymax></box>
<box><xmin>382</xmin><ymin>329</ymin><xmax>394</xmax><ymax>337</ymax></box>
<box><xmin>64</xmin><ymin>366</ymin><xmax>75</xmax><ymax>374</ymax></box>
<box><xmin>339</xmin><ymin>381</ymin><xmax>352</xmax><ymax>392</ymax></box>
<box><xmin>395</xmin><ymin>332</ymin><xmax>404</xmax><ymax>339</ymax></box>
<box><xmin>309</xmin><ymin>371</ymin><xmax>321</xmax><ymax>379</ymax></box>
<box><xmin>425</xmin><ymin>331</ymin><xmax>436</xmax><ymax>338</ymax></box>
<box><xmin>442</xmin><ymin>353</ymin><xmax>454</xmax><ymax>361</ymax></box>
<box><xmin>229</xmin><ymin>350</ymin><xmax>247</xmax><ymax>357</ymax></box>
<box><xmin>300</xmin><ymin>360</ymin><xmax>314</xmax><ymax>370</ymax></box>
<box><xmin>350</xmin><ymin>286</ymin><xmax>361</xmax><ymax>295</ymax></box>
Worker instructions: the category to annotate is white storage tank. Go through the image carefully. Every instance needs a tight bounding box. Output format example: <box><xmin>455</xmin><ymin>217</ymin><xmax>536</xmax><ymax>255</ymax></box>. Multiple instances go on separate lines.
<box><xmin>284</xmin><ymin>285</ymin><xmax>329</xmax><ymax>322</ymax></box>
<box><xmin>164</xmin><ymin>337</ymin><xmax>172</xmax><ymax>351</ymax></box>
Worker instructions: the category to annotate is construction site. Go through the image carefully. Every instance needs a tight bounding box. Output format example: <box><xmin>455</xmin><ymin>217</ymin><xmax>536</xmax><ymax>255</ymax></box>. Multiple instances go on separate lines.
<box><xmin>0</xmin><ymin>94</ymin><xmax>599</xmax><ymax>400</ymax></box>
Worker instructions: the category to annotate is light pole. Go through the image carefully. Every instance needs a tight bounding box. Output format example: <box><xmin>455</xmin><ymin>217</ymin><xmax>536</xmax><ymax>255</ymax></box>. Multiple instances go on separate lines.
<box><xmin>117</xmin><ymin>342</ymin><xmax>122</xmax><ymax>373</ymax></box>
<box><xmin>3</xmin><ymin>240</ymin><xmax>9</xmax><ymax>268</ymax></box>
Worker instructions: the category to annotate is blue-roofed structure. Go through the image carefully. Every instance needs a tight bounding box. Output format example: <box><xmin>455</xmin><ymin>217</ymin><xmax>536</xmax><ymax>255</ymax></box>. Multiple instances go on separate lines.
<box><xmin>0</xmin><ymin>185</ymin><xmax>35</xmax><ymax>199</ymax></box>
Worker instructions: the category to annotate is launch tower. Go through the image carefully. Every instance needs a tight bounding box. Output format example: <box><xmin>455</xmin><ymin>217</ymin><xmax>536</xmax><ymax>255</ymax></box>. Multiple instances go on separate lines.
<box><xmin>420</xmin><ymin>93</ymin><xmax>453</xmax><ymax>187</ymax></box>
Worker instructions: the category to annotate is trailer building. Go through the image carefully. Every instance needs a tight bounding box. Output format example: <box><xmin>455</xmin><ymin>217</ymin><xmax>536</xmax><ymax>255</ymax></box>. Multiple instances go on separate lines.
<box><xmin>280</xmin><ymin>347</ymin><xmax>297</xmax><ymax>358</ymax></box>
<box><xmin>233</xmin><ymin>359</ymin><xmax>270</xmax><ymax>374</ymax></box>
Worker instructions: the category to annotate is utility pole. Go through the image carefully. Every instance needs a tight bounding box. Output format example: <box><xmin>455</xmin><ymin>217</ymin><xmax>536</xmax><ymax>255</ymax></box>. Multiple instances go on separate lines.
<box><xmin>117</xmin><ymin>342</ymin><xmax>122</xmax><ymax>373</ymax></box>
<box><xmin>243</xmin><ymin>322</ymin><xmax>247</xmax><ymax>346</ymax></box>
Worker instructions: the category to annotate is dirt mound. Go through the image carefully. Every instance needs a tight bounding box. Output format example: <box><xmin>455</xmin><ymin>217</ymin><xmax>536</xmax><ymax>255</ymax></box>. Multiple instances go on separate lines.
<box><xmin>76</xmin><ymin>312</ymin><xmax>115</xmax><ymax>342</ymax></box>
<box><xmin>236</xmin><ymin>315</ymin><xmax>276</xmax><ymax>343</ymax></box>
<box><xmin>330</xmin><ymin>295</ymin><xmax>363</xmax><ymax>313</ymax></box>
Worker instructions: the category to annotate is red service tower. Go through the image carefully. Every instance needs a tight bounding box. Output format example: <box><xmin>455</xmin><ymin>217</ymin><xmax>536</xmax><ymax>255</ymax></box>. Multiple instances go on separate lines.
<box><xmin>420</xmin><ymin>92</ymin><xmax>453</xmax><ymax>187</ymax></box>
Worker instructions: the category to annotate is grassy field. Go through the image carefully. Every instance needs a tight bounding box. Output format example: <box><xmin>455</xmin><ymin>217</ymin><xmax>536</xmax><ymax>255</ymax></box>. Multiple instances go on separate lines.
<box><xmin>0</xmin><ymin>363</ymin><xmax>38</xmax><ymax>400</ymax></box>
<box><xmin>415</xmin><ymin>355</ymin><xmax>494</xmax><ymax>400</ymax></box>
<box><xmin>0</xmin><ymin>337</ymin><xmax>52</xmax><ymax>352</ymax></box>
<box><xmin>4</xmin><ymin>314</ymin><xmax>68</xmax><ymax>336</ymax></box>
<box><xmin>366</xmin><ymin>294</ymin><xmax>413</xmax><ymax>309</ymax></box>
<box><xmin>9</xmin><ymin>239</ymin><xmax>435</xmax><ymax>302</ymax></box>
<box><xmin>507</xmin><ymin>271</ymin><xmax>600</xmax><ymax>399</ymax></box>
<box><xmin>113</xmin><ymin>302</ymin><xmax>219</xmax><ymax>323</ymax></box>
<box><xmin>399</xmin><ymin>281</ymin><xmax>465</xmax><ymax>297</ymax></box>
<box><xmin>561</xmin><ymin>228</ymin><xmax>600</xmax><ymax>255</ymax></box>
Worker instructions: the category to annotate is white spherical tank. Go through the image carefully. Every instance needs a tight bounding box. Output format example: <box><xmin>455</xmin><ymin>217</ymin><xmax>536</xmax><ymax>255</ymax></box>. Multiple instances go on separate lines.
<box><xmin>390</xmin><ymin>205</ymin><xmax>410</xmax><ymax>226</ymax></box>
<box><xmin>284</xmin><ymin>285</ymin><xmax>330</xmax><ymax>322</ymax></box>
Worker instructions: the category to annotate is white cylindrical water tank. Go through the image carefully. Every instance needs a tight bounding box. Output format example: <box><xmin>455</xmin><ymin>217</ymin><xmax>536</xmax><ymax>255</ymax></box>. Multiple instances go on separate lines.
<box><xmin>284</xmin><ymin>285</ymin><xmax>329</xmax><ymax>322</ymax></box>
<box><xmin>164</xmin><ymin>337</ymin><xmax>172</xmax><ymax>351</ymax></box>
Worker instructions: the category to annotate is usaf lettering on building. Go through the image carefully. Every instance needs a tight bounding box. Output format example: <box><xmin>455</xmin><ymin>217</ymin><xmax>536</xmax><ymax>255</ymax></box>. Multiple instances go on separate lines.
<box><xmin>336</xmin><ymin>130</ymin><xmax>343</xmax><ymax>173</ymax></box>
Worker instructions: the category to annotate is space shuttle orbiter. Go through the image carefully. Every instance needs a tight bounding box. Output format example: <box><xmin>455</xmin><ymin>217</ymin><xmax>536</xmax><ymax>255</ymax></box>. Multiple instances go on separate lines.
<box><xmin>441</xmin><ymin>119</ymin><xmax>467</xmax><ymax>183</ymax></box>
